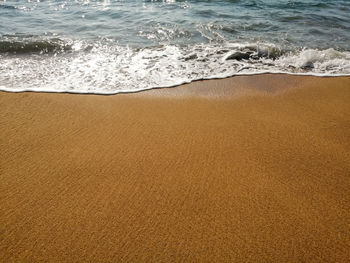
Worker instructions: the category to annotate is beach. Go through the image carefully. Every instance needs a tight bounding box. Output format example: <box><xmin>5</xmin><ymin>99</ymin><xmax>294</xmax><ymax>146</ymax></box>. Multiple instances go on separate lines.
<box><xmin>1</xmin><ymin>74</ymin><xmax>350</xmax><ymax>262</ymax></box>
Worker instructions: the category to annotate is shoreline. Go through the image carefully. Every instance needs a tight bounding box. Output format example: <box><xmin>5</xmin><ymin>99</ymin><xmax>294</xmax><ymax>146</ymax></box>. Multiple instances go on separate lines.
<box><xmin>1</xmin><ymin>72</ymin><xmax>350</xmax><ymax>95</ymax></box>
<box><xmin>1</xmin><ymin>74</ymin><xmax>350</xmax><ymax>262</ymax></box>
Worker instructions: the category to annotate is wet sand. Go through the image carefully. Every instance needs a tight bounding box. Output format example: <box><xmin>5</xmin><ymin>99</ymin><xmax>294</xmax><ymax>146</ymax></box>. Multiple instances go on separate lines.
<box><xmin>1</xmin><ymin>74</ymin><xmax>350</xmax><ymax>262</ymax></box>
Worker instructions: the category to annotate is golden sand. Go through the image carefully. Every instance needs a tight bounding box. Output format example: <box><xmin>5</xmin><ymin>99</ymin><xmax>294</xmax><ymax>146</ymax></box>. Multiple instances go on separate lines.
<box><xmin>1</xmin><ymin>74</ymin><xmax>350</xmax><ymax>262</ymax></box>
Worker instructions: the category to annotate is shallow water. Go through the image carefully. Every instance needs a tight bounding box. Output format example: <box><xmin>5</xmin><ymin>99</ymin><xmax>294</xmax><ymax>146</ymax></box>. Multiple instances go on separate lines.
<box><xmin>1</xmin><ymin>0</ymin><xmax>350</xmax><ymax>94</ymax></box>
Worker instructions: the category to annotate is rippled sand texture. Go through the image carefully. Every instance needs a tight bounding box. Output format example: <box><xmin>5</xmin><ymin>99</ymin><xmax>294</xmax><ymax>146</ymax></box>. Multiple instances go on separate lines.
<box><xmin>1</xmin><ymin>75</ymin><xmax>350</xmax><ymax>262</ymax></box>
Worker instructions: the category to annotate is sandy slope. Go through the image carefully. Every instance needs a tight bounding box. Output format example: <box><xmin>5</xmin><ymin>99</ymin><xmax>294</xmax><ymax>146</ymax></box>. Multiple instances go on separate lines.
<box><xmin>1</xmin><ymin>75</ymin><xmax>350</xmax><ymax>262</ymax></box>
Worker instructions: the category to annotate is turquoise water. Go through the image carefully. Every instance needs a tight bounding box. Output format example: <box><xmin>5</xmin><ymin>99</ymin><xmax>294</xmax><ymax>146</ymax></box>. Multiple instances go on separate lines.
<box><xmin>1</xmin><ymin>0</ymin><xmax>350</xmax><ymax>93</ymax></box>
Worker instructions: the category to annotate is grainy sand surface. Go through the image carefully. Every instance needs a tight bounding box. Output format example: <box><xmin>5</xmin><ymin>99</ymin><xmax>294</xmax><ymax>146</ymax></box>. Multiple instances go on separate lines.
<box><xmin>1</xmin><ymin>75</ymin><xmax>350</xmax><ymax>262</ymax></box>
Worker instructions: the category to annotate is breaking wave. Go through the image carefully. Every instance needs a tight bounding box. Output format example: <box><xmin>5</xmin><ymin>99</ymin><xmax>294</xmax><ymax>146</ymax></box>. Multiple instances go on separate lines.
<box><xmin>0</xmin><ymin>38</ymin><xmax>349</xmax><ymax>94</ymax></box>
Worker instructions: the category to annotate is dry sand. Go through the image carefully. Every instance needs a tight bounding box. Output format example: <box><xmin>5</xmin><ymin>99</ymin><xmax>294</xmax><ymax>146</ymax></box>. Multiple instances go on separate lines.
<box><xmin>1</xmin><ymin>74</ymin><xmax>350</xmax><ymax>262</ymax></box>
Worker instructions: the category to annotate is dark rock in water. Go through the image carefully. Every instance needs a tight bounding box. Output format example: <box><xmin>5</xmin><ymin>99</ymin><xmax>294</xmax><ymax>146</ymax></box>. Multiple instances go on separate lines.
<box><xmin>216</xmin><ymin>49</ymin><xmax>230</xmax><ymax>55</ymax></box>
<box><xmin>250</xmin><ymin>54</ymin><xmax>260</xmax><ymax>60</ymax></box>
<box><xmin>301</xmin><ymin>61</ymin><xmax>314</xmax><ymax>69</ymax></box>
<box><xmin>197</xmin><ymin>58</ymin><xmax>208</xmax><ymax>62</ymax></box>
<box><xmin>257</xmin><ymin>50</ymin><xmax>268</xmax><ymax>58</ymax></box>
<box><xmin>225</xmin><ymin>51</ymin><xmax>252</xmax><ymax>61</ymax></box>
<box><xmin>184</xmin><ymin>53</ymin><xmax>198</xmax><ymax>61</ymax></box>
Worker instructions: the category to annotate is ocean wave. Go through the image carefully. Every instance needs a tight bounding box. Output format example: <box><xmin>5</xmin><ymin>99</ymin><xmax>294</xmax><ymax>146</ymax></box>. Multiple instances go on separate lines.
<box><xmin>0</xmin><ymin>4</ymin><xmax>16</xmax><ymax>10</ymax></box>
<box><xmin>0</xmin><ymin>40</ymin><xmax>349</xmax><ymax>94</ymax></box>
<box><xmin>0</xmin><ymin>39</ymin><xmax>72</xmax><ymax>54</ymax></box>
<box><xmin>0</xmin><ymin>35</ymin><xmax>76</xmax><ymax>54</ymax></box>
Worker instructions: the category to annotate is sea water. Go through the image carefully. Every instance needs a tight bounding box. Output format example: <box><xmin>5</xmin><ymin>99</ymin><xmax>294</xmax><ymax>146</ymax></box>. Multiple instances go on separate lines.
<box><xmin>1</xmin><ymin>0</ymin><xmax>350</xmax><ymax>94</ymax></box>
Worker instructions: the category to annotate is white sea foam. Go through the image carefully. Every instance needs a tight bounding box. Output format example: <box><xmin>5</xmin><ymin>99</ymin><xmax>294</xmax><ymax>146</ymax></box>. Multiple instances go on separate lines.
<box><xmin>0</xmin><ymin>41</ymin><xmax>350</xmax><ymax>94</ymax></box>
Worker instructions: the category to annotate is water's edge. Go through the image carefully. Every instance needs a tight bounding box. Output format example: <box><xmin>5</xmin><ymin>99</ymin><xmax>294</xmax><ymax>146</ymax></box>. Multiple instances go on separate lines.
<box><xmin>1</xmin><ymin>72</ymin><xmax>349</xmax><ymax>96</ymax></box>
